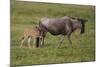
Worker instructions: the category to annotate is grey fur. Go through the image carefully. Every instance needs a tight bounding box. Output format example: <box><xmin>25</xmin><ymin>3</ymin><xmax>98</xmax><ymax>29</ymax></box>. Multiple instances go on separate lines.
<box><xmin>38</xmin><ymin>16</ymin><xmax>87</xmax><ymax>48</ymax></box>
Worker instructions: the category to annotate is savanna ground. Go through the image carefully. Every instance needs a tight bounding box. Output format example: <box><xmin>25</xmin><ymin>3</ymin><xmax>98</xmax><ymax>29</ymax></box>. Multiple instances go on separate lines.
<box><xmin>11</xmin><ymin>0</ymin><xmax>95</xmax><ymax>66</ymax></box>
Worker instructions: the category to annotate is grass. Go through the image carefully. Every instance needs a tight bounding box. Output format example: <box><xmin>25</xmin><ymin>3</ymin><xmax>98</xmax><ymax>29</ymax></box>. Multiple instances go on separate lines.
<box><xmin>11</xmin><ymin>0</ymin><xmax>95</xmax><ymax>66</ymax></box>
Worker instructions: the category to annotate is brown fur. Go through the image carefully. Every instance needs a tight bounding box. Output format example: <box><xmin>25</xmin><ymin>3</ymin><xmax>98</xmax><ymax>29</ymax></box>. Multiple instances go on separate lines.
<box><xmin>20</xmin><ymin>27</ymin><xmax>41</xmax><ymax>48</ymax></box>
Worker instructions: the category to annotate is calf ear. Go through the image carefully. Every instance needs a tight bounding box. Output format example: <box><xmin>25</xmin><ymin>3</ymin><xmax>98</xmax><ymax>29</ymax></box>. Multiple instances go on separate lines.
<box><xmin>35</xmin><ymin>26</ymin><xmax>41</xmax><ymax>31</ymax></box>
<box><xmin>35</xmin><ymin>25</ymin><xmax>38</xmax><ymax>28</ymax></box>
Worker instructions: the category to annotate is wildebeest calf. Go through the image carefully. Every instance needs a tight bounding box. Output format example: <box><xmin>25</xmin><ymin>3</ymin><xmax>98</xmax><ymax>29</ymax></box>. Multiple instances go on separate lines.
<box><xmin>20</xmin><ymin>27</ymin><xmax>42</xmax><ymax>48</ymax></box>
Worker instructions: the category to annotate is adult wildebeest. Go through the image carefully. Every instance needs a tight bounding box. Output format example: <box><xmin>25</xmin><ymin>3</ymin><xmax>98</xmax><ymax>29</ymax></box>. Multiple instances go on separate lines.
<box><xmin>38</xmin><ymin>16</ymin><xmax>87</xmax><ymax>48</ymax></box>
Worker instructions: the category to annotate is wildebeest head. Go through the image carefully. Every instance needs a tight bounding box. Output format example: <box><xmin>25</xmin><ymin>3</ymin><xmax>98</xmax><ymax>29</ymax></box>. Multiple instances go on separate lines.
<box><xmin>77</xmin><ymin>18</ymin><xmax>87</xmax><ymax>34</ymax></box>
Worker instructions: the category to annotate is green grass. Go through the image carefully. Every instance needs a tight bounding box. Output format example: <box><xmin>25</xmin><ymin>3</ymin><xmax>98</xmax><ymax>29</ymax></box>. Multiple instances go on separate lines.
<box><xmin>11</xmin><ymin>0</ymin><xmax>95</xmax><ymax>66</ymax></box>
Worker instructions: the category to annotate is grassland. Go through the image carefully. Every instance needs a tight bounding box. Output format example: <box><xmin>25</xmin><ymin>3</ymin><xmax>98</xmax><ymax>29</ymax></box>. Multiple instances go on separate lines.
<box><xmin>11</xmin><ymin>0</ymin><xmax>95</xmax><ymax>66</ymax></box>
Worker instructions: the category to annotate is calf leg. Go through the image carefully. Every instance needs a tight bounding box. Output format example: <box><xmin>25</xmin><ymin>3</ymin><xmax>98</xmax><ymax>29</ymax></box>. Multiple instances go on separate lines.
<box><xmin>40</xmin><ymin>31</ymin><xmax>47</xmax><ymax>48</ymax></box>
<box><xmin>32</xmin><ymin>37</ymin><xmax>35</xmax><ymax>48</ymax></box>
<box><xmin>28</xmin><ymin>36</ymin><xmax>31</xmax><ymax>48</ymax></box>
<box><xmin>40</xmin><ymin>37</ymin><xmax>43</xmax><ymax>48</ymax></box>
<box><xmin>20</xmin><ymin>37</ymin><xmax>26</xmax><ymax>48</ymax></box>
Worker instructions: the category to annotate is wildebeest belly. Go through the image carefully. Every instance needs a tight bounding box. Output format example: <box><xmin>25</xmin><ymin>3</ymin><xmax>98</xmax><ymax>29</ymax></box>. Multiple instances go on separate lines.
<box><xmin>46</xmin><ymin>24</ymin><xmax>66</xmax><ymax>35</ymax></box>
<box><xmin>41</xmin><ymin>18</ymin><xmax>67</xmax><ymax>35</ymax></box>
<box><xmin>48</xmin><ymin>30</ymin><xmax>66</xmax><ymax>35</ymax></box>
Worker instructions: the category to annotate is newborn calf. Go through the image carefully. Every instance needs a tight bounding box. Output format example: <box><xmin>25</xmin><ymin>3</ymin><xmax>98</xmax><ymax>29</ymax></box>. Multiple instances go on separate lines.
<box><xmin>20</xmin><ymin>27</ymin><xmax>41</xmax><ymax>48</ymax></box>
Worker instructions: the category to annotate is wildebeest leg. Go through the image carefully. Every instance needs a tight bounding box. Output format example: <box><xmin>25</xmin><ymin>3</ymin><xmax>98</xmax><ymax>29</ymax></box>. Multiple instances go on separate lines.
<box><xmin>28</xmin><ymin>36</ymin><xmax>31</xmax><ymax>48</ymax></box>
<box><xmin>67</xmin><ymin>34</ymin><xmax>72</xmax><ymax>47</ymax></box>
<box><xmin>68</xmin><ymin>36</ymin><xmax>72</xmax><ymax>44</ymax></box>
<box><xmin>39</xmin><ymin>37</ymin><xmax>42</xmax><ymax>48</ymax></box>
<box><xmin>40</xmin><ymin>37</ymin><xmax>43</xmax><ymax>48</ymax></box>
<box><xmin>42</xmin><ymin>37</ymin><xmax>45</xmax><ymax>47</ymax></box>
<box><xmin>57</xmin><ymin>36</ymin><xmax>65</xmax><ymax>48</ymax></box>
<box><xmin>78</xmin><ymin>34</ymin><xmax>82</xmax><ymax>47</ymax></box>
<box><xmin>36</xmin><ymin>37</ymin><xmax>40</xmax><ymax>48</ymax></box>
<box><xmin>20</xmin><ymin>37</ymin><xmax>26</xmax><ymax>48</ymax></box>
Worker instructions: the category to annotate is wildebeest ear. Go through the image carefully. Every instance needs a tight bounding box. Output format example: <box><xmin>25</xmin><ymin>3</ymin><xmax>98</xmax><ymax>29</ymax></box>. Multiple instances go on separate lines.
<box><xmin>69</xmin><ymin>16</ymin><xmax>77</xmax><ymax>19</ymax></box>
<box><xmin>84</xmin><ymin>19</ymin><xmax>88</xmax><ymax>22</ymax></box>
<box><xmin>82</xmin><ymin>19</ymin><xmax>88</xmax><ymax>23</ymax></box>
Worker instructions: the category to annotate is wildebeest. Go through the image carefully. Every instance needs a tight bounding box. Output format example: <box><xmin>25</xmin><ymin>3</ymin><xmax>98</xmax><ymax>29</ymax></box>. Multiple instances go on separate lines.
<box><xmin>38</xmin><ymin>16</ymin><xmax>87</xmax><ymax>48</ymax></box>
<box><xmin>20</xmin><ymin>26</ymin><xmax>42</xmax><ymax>48</ymax></box>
